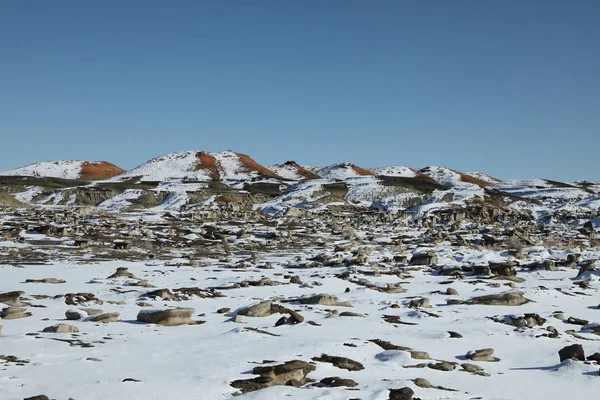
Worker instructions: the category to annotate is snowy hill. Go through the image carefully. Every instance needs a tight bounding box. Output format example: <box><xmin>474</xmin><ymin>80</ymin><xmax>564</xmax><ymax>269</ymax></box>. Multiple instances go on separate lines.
<box><xmin>313</xmin><ymin>162</ymin><xmax>373</xmax><ymax>180</ymax></box>
<box><xmin>268</xmin><ymin>161</ymin><xmax>320</xmax><ymax>180</ymax></box>
<box><xmin>419</xmin><ymin>166</ymin><xmax>492</xmax><ymax>187</ymax></box>
<box><xmin>0</xmin><ymin>160</ymin><xmax>125</xmax><ymax>180</ymax></box>
<box><xmin>114</xmin><ymin>150</ymin><xmax>281</xmax><ymax>182</ymax></box>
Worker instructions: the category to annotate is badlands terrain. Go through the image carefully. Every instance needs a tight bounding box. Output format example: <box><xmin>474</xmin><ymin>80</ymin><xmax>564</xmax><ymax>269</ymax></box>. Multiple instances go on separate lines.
<box><xmin>0</xmin><ymin>151</ymin><xmax>599</xmax><ymax>400</ymax></box>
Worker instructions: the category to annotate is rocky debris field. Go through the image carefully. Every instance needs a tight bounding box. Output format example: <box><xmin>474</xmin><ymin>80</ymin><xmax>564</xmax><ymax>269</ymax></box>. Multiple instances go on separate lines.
<box><xmin>0</xmin><ymin>204</ymin><xmax>599</xmax><ymax>400</ymax></box>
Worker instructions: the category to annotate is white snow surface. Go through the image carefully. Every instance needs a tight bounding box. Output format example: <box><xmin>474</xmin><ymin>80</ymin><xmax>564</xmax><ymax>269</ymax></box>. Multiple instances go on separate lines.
<box><xmin>314</xmin><ymin>163</ymin><xmax>372</xmax><ymax>180</ymax></box>
<box><xmin>1</xmin><ymin>243</ymin><xmax>599</xmax><ymax>399</ymax></box>
<box><xmin>370</xmin><ymin>166</ymin><xmax>417</xmax><ymax>178</ymax></box>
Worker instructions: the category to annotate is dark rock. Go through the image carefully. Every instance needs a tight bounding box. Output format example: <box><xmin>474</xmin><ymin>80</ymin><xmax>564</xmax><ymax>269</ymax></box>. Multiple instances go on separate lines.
<box><xmin>312</xmin><ymin>354</ymin><xmax>364</xmax><ymax>371</ymax></box>
<box><xmin>389</xmin><ymin>387</ymin><xmax>414</xmax><ymax>400</ymax></box>
<box><xmin>320</xmin><ymin>376</ymin><xmax>358</xmax><ymax>387</ymax></box>
<box><xmin>559</xmin><ymin>344</ymin><xmax>585</xmax><ymax>362</ymax></box>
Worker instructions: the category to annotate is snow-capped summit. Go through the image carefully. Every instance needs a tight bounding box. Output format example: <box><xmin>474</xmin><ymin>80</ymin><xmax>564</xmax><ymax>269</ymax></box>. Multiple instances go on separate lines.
<box><xmin>114</xmin><ymin>150</ymin><xmax>282</xmax><ymax>182</ymax></box>
<box><xmin>0</xmin><ymin>160</ymin><xmax>125</xmax><ymax>180</ymax></box>
<box><xmin>313</xmin><ymin>162</ymin><xmax>373</xmax><ymax>180</ymax></box>
<box><xmin>268</xmin><ymin>161</ymin><xmax>320</xmax><ymax>180</ymax></box>
<box><xmin>419</xmin><ymin>166</ymin><xmax>492</xmax><ymax>187</ymax></box>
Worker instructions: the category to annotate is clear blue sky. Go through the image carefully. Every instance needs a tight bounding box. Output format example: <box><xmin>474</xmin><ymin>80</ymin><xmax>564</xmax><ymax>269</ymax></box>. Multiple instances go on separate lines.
<box><xmin>1</xmin><ymin>1</ymin><xmax>598</xmax><ymax>181</ymax></box>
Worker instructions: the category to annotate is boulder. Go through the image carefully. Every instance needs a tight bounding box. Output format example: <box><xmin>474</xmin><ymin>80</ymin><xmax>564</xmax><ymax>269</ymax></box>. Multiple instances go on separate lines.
<box><xmin>25</xmin><ymin>278</ymin><xmax>66</xmax><ymax>284</ymax></box>
<box><xmin>559</xmin><ymin>344</ymin><xmax>585</xmax><ymax>362</ymax></box>
<box><xmin>466</xmin><ymin>348</ymin><xmax>500</xmax><ymax>362</ymax></box>
<box><xmin>428</xmin><ymin>361</ymin><xmax>457</xmax><ymax>371</ymax></box>
<box><xmin>312</xmin><ymin>354</ymin><xmax>364</xmax><ymax>371</ymax></box>
<box><xmin>137</xmin><ymin>308</ymin><xmax>195</xmax><ymax>326</ymax></box>
<box><xmin>410</xmin><ymin>251</ymin><xmax>438</xmax><ymax>266</ymax></box>
<box><xmin>238</xmin><ymin>301</ymin><xmax>276</xmax><ymax>317</ymax></box>
<box><xmin>42</xmin><ymin>324</ymin><xmax>79</xmax><ymax>333</ymax></box>
<box><xmin>488</xmin><ymin>261</ymin><xmax>517</xmax><ymax>276</ymax></box>
<box><xmin>230</xmin><ymin>360</ymin><xmax>315</xmax><ymax>393</ymax></box>
<box><xmin>389</xmin><ymin>387</ymin><xmax>414</xmax><ymax>400</ymax></box>
<box><xmin>466</xmin><ymin>291</ymin><xmax>529</xmax><ymax>306</ymax></box>
<box><xmin>0</xmin><ymin>291</ymin><xmax>24</xmax><ymax>306</ymax></box>
<box><xmin>107</xmin><ymin>267</ymin><xmax>138</xmax><ymax>279</ymax></box>
<box><xmin>65</xmin><ymin>309</ymin><xmax>86</xmax><ymax>320</ymax></box>
<box><xmin>1</xmin><ymin>307</ymin><xmax>31</xmax><ymax>320</ymax></box>
<box><xmin>319</xmin><ymin>377</ymin><xmax>358</xmax><ymax>387</ymax></box>
<box><xmin>295</xmin><ymin>294</ymin><xmax>352</xmax><ymax>307</ymax></box>
<box><xmin>90</xmin><ymin>312</ymin><xmax>120</xmax><ymax>323</ymax></box>
<box><xmin>408</xmin><ymin>297</ymin><xmax>431</xmax><ymax>308</ymax></box>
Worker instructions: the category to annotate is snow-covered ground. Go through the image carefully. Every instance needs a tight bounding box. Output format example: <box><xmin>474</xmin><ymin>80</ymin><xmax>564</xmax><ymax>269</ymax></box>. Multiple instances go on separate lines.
<box><xmin>1</xmin><ymin>214</ymin><xmax>599</xmax><ymax>400</ymax></box>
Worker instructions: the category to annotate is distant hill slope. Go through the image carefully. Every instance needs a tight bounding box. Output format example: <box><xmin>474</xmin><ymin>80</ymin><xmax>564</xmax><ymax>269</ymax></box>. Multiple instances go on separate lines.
<box><xmin>114</xmin><ymin>150</ymin><xmax>282</xmax><ymax>182</ymax></box>
<box><xmin>268</xmin><ymin>161</ymin><xmax>320</xmax><ymax>180</ymax></box>
<box><xmin>419</xmin><ymin>166</ymin><xmax>492</xmax><ymax>187</ymax></box>
<box><xmin>0</xmin><ymin>160</ymin><xmax>125</xmax><ymax>180</ymax></box>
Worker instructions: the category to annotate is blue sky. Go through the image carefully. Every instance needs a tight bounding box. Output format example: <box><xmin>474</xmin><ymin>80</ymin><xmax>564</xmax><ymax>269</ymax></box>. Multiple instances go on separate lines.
<box><xmin>1</xmin><ymin>1</ymin><xmax>598</xmax><ymax>181</ymax></box>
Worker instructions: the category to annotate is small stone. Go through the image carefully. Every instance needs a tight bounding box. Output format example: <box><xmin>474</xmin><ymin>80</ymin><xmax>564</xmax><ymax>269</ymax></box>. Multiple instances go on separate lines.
<box><xmin>446</xmin><ymin>288</ymin><xmax>458</xmax><ymax>295</ymax></box>
<box><xmin>448</xmin><ymin>331</ymin><xmax>462</xmax><ymax>338</ymax></box>
<box><xmin>216</xmin><ymin>307</ymin><xmax>231</xmax><ymax>314</ymax></box>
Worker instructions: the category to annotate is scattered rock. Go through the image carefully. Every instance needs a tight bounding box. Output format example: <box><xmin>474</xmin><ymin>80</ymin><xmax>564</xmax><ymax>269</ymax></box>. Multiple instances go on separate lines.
<box><xmin>65</xmin><ymin>309</ymin><xmax>85</xmax><ymax>320</ymax></box>
<box><xmin>319</xmin><ymin>376</ymin><xmax>358</xmax><ymax>387</ymax></box>
<box><xmin>137</xmin><ymin>308</ymin><xmax>196</xmax><ymax>326</ymax></box>
<box><xmin>25</xmin><ymin>278</ymin><xmax>66</xmax><ymax>284</ymax></box>
<box><xmin>42</xmin><ymin>323</ymin><xmax>79</xmax><ymax>333</ymax></box>
<box><xmin>413</xmin><ymin>377</ymin><xmax>432</xmax><ymax>388</ymax></box>
<box><xmin>559</xmin><ymin>344</ymin><xmax>585</xmax><ymax>362</ymax></box>
<box><xmin>0</xmin><ymin>291</ymin><xmax>24</xmax><ymax>306</ymax></box>
<box><xmin>238</xmin><ymin>301</ymin><xmax>276</xmax><ymax>317</ymax></box>
<box><xmin>466</xmin><ymin>291</ymin><xmax>529</xmax><ymax>306</ymax></box>
<box><xmin>293</xmin><ymin>293</ymin><xmax>352</xmax><ymax>307</ymax></box>
<box><xmin>230</xmin><ymin>360</ymin><xmax>316</xmax><ymax>393</ymax></box>
<box><xmin>107</xmin><ymin>267</ymin><xmax>138</xmax><ymax>279</ymax></box>
<box><xmin>312</xmin><ymin>354</ymin><xmax>364</xmax><ymax>371</ymax></box>
<box><xmin>389</xmin><ymin>387</ymin><xmax>414</xmax><ymax>400</ymax></box>
<box><xmin>90</xmin><ymin>312</ymin><xmax>120</xmax><ymax>323</ymax></box>
<box><xmin>1</xmin><ymin>307</ymin><xmax>31</xmax><ymax>320</ymax></box>
<box><xmin>428</xmin><ymin>361</ymin><xmax>457</xmax><ymax>371</ymax></box>
<box><xmin>466</xmin><ymin>348</ymin><xmax>499</xmax><ymax>362</ymax></box>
